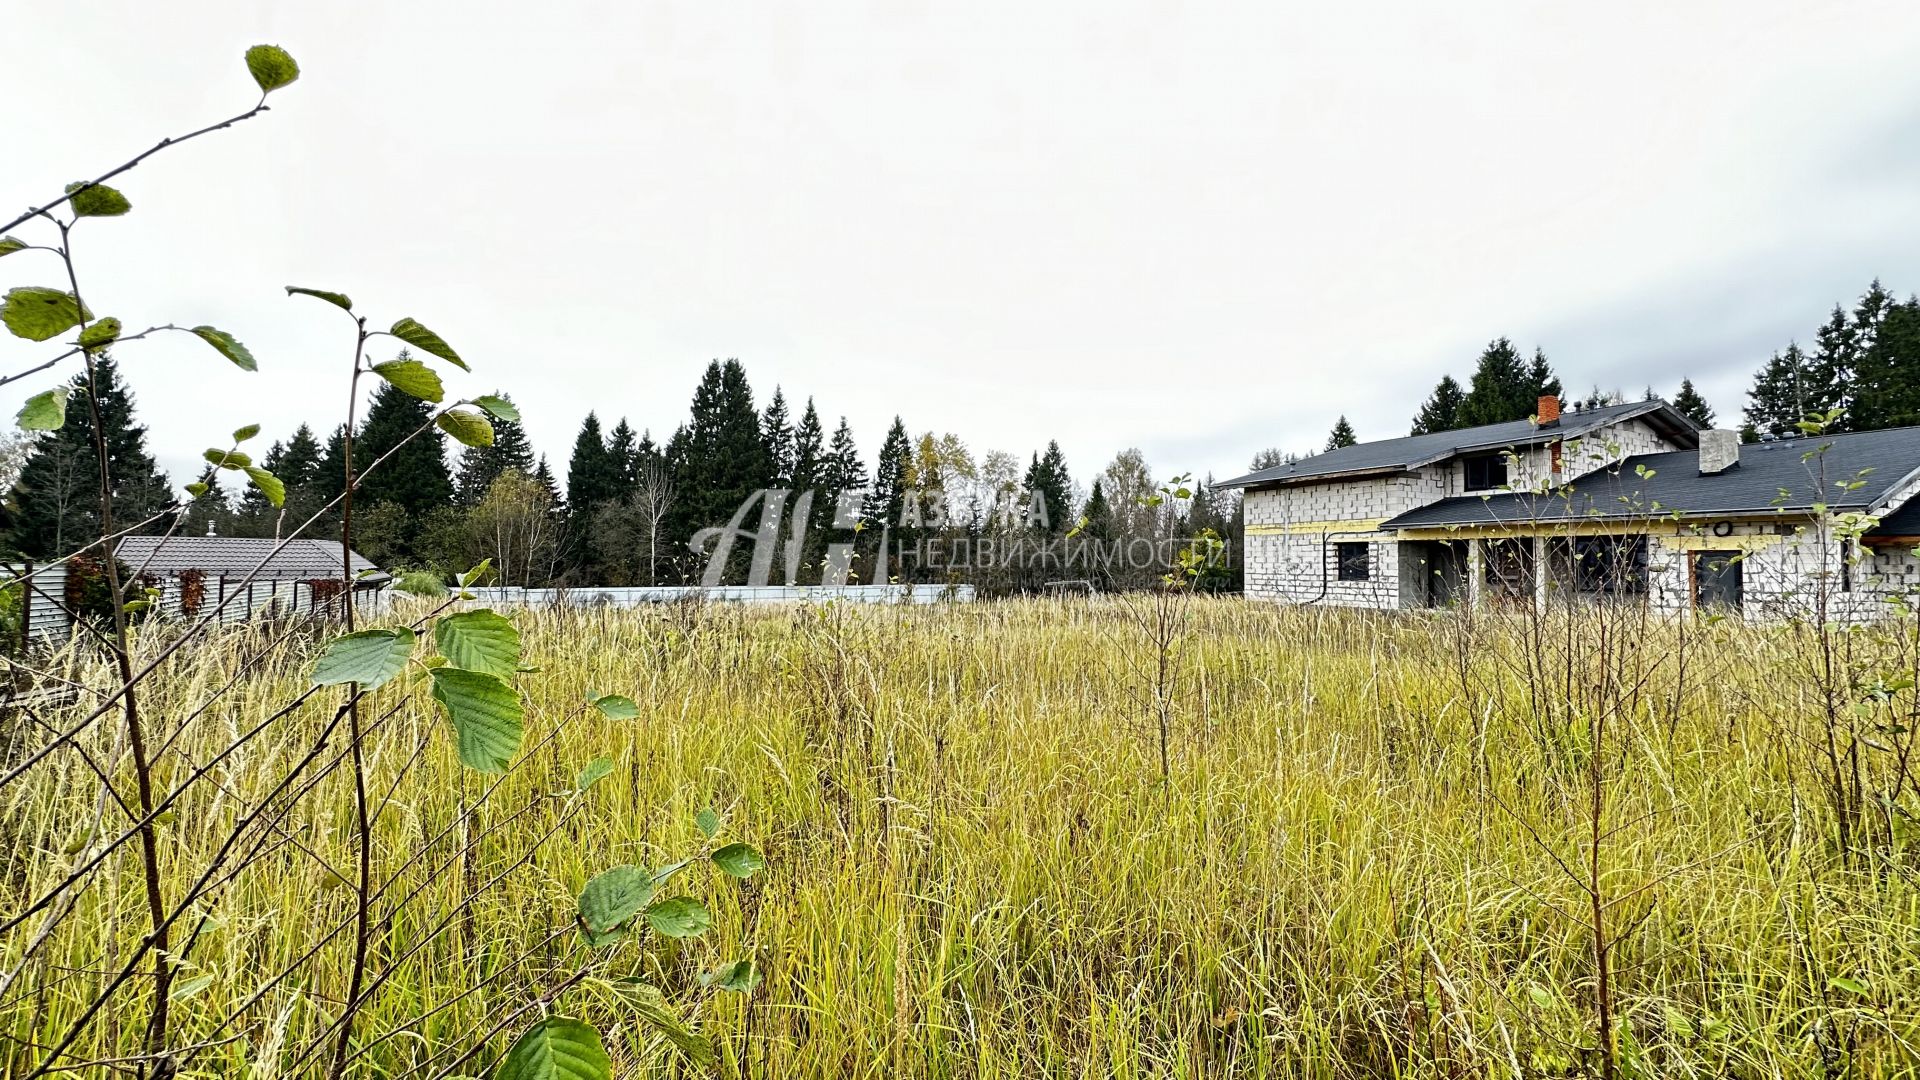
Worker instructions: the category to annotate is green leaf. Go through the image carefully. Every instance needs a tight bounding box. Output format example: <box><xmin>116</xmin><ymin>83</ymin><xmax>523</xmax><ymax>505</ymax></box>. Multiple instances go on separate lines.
<box><xmin>390</xmin><ymin>317</ymin><xmax>467</xmax><ymax>370</ymax></box>
<box><xmin>169</xmin><ymin>973</ymin><xmax>216</xmax><ymax>1001</ymax></box>
<box><xmin>437</xmin><ymin>408</ymin><xmax>493</xmax><ymax>448</ymax></box>
<box><xmin>17</xmin><ymin>387</ymin><xmax>67</xmax><ymax>431</ymax></box>
<box><xmin>204</xmin><ymin>448</ymin><xmax>252</xmax><ymax>469</ymax></box>
<box><xmin>185</xmin><ymin>481</ymin><xmax>209</xmax><ymax>498</ymax></box>
<box><xmin>284</xmin><ymin>286</ymin><xmax>353</xmax><ymax>311</ymax></box>
<box><xmin>473</xmin><ymin>394</ymin><xmax>520</xmax><ymax>422</ymax></box>
<box><xmin>3</xmin><ymin>287</ymin><xmax>90</xmax><ymax>341</ymax></box>
<box><xmin>590</xmin><ymin>693</ymin><xmax>639</xmax><ymax>720</ymax></box>
<box><xmin>245</xmin><ymin>466</ymin><xmax>285</xmax><ymax>508</ymax></box>
<box><xmin>695</xmin><ymin>807</ymin><xmax>721</xmax><ymax>839</ymax></box>
<box><xmin>429</xmin><ymin>667</ymin><xmax>524</xmax><ymax>772</ymax></box>
<box><xmin>645</xmin><ymin>897</ymin><xmax>712</xmax><ymax>939</ymax></box>
<box><xmin>578</xmin><ymin>865</ymin><xmax>653</xmax><ymax>943</ymax></box>
<box><xmin>576</xmin><ymin>756</ymin><xmax>615</xmax><ymax>792</ymax></box>
<box><xmin>458</xmin><ymin>559</ymin><xmax>494</xmax><ymax>589</ymax></box>
<box><xmin>371</xmin><ymin>359</ymin><xmax>444</xmax><ymax>403</ymax></box>
<box><xmin>245</xmin><ymin>45</ymin><xmax>301</xmax><ymax>94</ymax></box>
<box><xmin>0</xmin><ymin>235</ymin><xmax>26</xmax><ymax>257</ymax></box>
<box><xmin>702</xmin><ymin>959</ymin><xmax>759</xmax><ymax>994</ymax></box>
<box><xmin>434</xmin><ymin>609</ymin><xmax>520</xmax><ymax>679</ymax></box>
<box><xmin>711</xmin><ymin>842</ymin><xmax>765</xmax><ymax>879</ymax></box>
<box><xmin>1829</xmin><ymin>975</ymin><xmax>1870</xmax><ymax>997</ymax></box>
<box><xmin>601</xmin><ymin>980</ymin><xmax>715</xmax><ymax>1067</ymax></box>
<box><xmin>493</xmin><ymin>1016</ymin><xmax>610</xmax><ymax>1080</ymax></box>
<box><xmin>78</xmin><ymin>317</ymin><xmax>121</xmax><ymax>351</ymax></box>
<box><xmin>191</xmin><ymin>325</ymin><xmax>257</xmax><ymax>371</ymax></box>
<box><xmin>312</xmin><ymin>628</ymin><xmax>416</xmax><ymax>689</ymax></box>
<box><xmin>233</xmin><ymin>423</ymin><xmax>261</xmax><ymax>442</ymax></box>
<box><xmin>65</xmin><ymin>181</ymin><xmax>131</xmax><ymax>218</ymax></box>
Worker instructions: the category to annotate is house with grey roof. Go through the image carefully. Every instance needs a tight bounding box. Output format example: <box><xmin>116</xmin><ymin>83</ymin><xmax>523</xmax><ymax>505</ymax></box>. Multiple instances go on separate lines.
<box><xmin>1216</xmin><ymin>395</ymin><xmax>1920</xmax><ymax>617</ymax></box>
<box><xmin>115</xmin><ymin>536</ymin><xmax>388</xmax><ymax>586</ymax></box>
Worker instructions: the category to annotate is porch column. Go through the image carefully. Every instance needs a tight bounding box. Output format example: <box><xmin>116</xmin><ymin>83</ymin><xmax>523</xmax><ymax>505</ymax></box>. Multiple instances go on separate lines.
<box><xmin>1466</xmin><ymin>537</ymin><xmax>1484</xmax><ymax>611</ymax></box>
<box><xmin>1533</xmin><ymin>534</ymin><xmax>1549</xmax><ymax>614</ymax></box>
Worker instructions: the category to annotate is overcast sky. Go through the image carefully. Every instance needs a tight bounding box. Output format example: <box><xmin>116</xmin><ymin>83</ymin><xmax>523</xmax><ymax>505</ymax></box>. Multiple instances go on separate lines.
<box><xmin>7</xmin><ymin>1</ymin><xmax>1920</xmax><ymax>493</ymax></box>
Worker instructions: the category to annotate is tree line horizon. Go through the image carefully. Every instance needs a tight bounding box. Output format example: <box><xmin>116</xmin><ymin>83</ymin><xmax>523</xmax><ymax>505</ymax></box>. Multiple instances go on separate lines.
<box><xmin>5</xmin><ymin>276</ymin><xmax>1917</xmax><ymax>589</ymax></box>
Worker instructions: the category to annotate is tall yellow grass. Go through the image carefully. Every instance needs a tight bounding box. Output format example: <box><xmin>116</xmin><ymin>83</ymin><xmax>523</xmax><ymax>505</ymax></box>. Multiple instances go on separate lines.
<box><xmin>3</xmin><ymin>597</ymin><xmax>1917</xmax><ymax>1077</ymax></box>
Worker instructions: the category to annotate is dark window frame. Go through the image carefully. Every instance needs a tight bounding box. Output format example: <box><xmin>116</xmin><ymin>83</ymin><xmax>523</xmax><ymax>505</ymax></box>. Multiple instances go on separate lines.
<box><xmin>1335</xmin><ymin>542</ymin><xmax>1371</xmax><ymax>582</ymax></box>
<box><xmin>1573</xmin><ymin>535</ymin><xmax>1650</xmax><ymax>595</ymax></box>
<box><xmin>1692</xmin><ymin>550</ymin><xmax>1744</xmax><ymax>611</ymax></box>
<box><xmin>1462</xmin><ymin>452</ymin><xmax>1509</xmax><ymax>492</ymax></box>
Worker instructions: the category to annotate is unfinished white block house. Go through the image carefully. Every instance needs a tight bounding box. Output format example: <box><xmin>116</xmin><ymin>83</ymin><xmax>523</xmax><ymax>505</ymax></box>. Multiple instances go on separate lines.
<box><xmin>1216</xmin><ymin>396</ymin><xmax>1920</xmax><ymax>618</ymax></box>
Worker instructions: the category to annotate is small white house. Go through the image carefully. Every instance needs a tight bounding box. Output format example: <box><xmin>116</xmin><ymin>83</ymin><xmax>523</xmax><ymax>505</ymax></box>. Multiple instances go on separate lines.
<box><xmin>1216</xmin><ymin>397</ymin><xmax>1920</xmax><ymax>618</ymax></box>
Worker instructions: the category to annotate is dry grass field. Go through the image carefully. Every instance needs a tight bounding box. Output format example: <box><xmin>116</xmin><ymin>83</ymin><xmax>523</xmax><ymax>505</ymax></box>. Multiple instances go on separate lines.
<box><xmin>4</xmin><ymin>596</ymin><xmax>1919</xmax><ymax>1077</ymax></box>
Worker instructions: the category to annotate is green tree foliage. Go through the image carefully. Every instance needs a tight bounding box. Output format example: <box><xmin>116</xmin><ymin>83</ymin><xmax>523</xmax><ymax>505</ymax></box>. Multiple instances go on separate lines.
<box><xmin>354</xmin><ymin>366</ymin><xmax>455</xmax><ymax>556</ymax></box>
<box><xmin>1458</xmin><ymin>338</ymin><xmax>1554</xmax><ymax>427</ymax></box>
<box><xmin>1671</xmin><ymin>378</ymin><xmax>1715</xmax><ymax>428</ymax></box>
<box><xmin>1410</xmin><ymin>375</ymin><xmax>1465</xmax><ymax>435</ymax></box>
<box><xmin>1080</xmin><ymin>477</ymin><xmax>1113</xmax><ymax>540</ymax></box>
<box><xmin>1325</xmin><ymin>415</ymin><xmax>1357</xmax><ymax>450</ymax></box>
<box><xmin>1850</xmin><ymin>296</ymin><xmax>1920</xmax><ymax>431</ymax></box>
<box><xmin>1743</xmin><ymin>344</ymin><xmax>1811</xmax><ymax>440</ymax></box>
<box><xmin>455</xmin><ymin>394</ymin><xmax>534</xmax><ymax>507</ymax></box>
<box><xmin>762</xmin><ymin>387</ymin><xmax>794</xmax><ymax>488</ymax></box>
<box><xmin>5</xmin><ymin>354</ymin><xmax>173</xmax><ymax>557</ymax></box>
<box><xmin>791</xmin><ymin>398</ymin><xmax>824</xmax><ymax>496</ymax></box>
<box><xmin>666</xmin><ymin>360</ymin><xmax>771</xmax><ymax>564</ymax></box>
<box><xmin>605</xmin><ymin>418</ymin><xmax>640</xmax><ymax>497</ymax></box>
<box><xmin>870</xmin><ymin>417</ymin><xmax>913</xmax><ymax>533</ymax></box>
<box><xmin>1023</xmin><ymin>440</ymin><xmax>1073</xmax><ymax>536</ymax></box>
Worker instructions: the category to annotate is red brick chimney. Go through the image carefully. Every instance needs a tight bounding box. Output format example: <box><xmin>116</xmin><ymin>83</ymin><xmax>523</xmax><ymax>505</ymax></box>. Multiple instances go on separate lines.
<box><xmin>1537</xmin><ymin>394</ymin><xmax>1561</xmax><ymax>426</ymax></box>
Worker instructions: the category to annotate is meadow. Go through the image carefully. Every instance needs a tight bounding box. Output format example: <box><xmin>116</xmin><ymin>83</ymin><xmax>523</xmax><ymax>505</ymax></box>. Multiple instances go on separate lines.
<box><xmin>4</xmin><ymin>596</ymin><xmax>1919</xmax><ymax>1078</ymax></box>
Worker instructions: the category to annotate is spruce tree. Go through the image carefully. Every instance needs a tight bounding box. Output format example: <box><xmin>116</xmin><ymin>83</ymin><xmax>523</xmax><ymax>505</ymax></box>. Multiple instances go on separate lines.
<box><xmin>606</xmin><ymin>419</ymin><xmax>639</xmax><ymax>494</ymax></box>
<box><xmin>1081</xmin><ymin>477</ymin><xmax>1113</xmax><ymax>540</ymax></box>
<box><xmin>314</xmin><ymin>425</ymin><xmax>349</xmax><ymax>507</ymax></box>
<box><xmin>1743</xmin><ymin>344</ymin><xmax>1811</xmax><ymax>439</ymax></box>
<box><xmin>1457</xmin><ymin>338</ymin><xmax>1539</xmax><ymax>427</ymax></box>
<box><xmin>1326</xmin><ymin>416</ymin><xmax>1357</xmax><ymax>450</ymax></box>
<box><xmin>1410</xmin><ymin>375</ymin><xmax>1465</xmax><ymax>435</ymax></box>
<box><xmin>1671</xmin><ymin>379</ymin><xmax>1715</xmax><ymax>428</ymax></box>
<box><xmin>354</xmin><ymin>371</ymin><xmax>454</xmax><ymax>542</ymax></box>
<box><xmin>762</xmin><ymin>387</ymin><xmax>795</xmax><ymax>487</ymax></box>
<box><xmin>791</xmin><ymin>398</ymin><xmax>825</xmax><ymax>496</ymax></box>
<box><xmin>821</xmin><ymin>417</ymin><xmax>866</xmax><ymax>511</ymax></box>
<box><xmin>870</xmin><ymin>417</ymin><xmax>913</xmax><ymax>533</ymax></box>
<box><xmin>455</xmin><ymin>395</ymin><xmax>535</xmax><ymax>507</ymax></box>
<box><xmin>5</xmin><ymin>354</ymin><xmax>174</xmax><ymax>558</ymax></box>
<box><xmin>1528</xmin><ymin>348</ymin><xmax>1562</xmax><ymax>401</ymax></box>
<box><xmin>665</xmin><ymin>359</ymin><xmax>771</xmax><ymax>562</ymax></box>
<box><xmin>565</xmin><ymin>413</ymin><xmax>618</xmax><ymax>513</ymax></box>
<box><xmin>1022</xmin><ymin>440</ymin><xmax>1073</xmax><ymax>536</ymax></box>
<box><xmin>1850</xmin><ymin>296</ymin><xmax>1920</xmax><ymax>432</ymax></box>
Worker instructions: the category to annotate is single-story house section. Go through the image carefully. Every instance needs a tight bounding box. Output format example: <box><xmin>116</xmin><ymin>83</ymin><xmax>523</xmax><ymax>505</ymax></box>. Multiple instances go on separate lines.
<box><xmin>114</xmin><ymin>535</ymin><xmax>389</xmax><ymax>619</ymax></box>
<box><xmin>1216</xmin><ymin>396</ymin><xmax>1920</xmax><ymax>618</ymax></box>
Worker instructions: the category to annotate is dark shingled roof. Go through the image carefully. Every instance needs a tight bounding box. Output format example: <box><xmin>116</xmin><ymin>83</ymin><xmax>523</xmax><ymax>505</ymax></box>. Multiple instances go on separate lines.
<box><xmin>1215</xmin><ymin>399</ymin><xmax>1698</xmax><ymax>490</ymax></box>
<box><xmin>1380</xmin><ymin>425</ymin><xmax>1920</xmax><ymax>530</ymax></box>
<box><xmin>114</xmin><ymin>536</ymin><xmax>389</xmax><ymax>584</ymax></box>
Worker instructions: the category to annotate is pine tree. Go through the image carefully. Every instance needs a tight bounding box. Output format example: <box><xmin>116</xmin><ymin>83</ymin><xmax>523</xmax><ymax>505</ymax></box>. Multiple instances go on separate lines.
<box><xmin>1743</xmin><ymin>344</ymin><xmax>1811</xmax><ymax>440</ymax></box>
<box><xmin>1326</xmin><ymin>416</ymin><xmax>1357</xmax><ymax>450</ymax></box>
<box><xmin>762</xmin><ymin>387</ymin><xmax>795</xmax><ymax>488</ymax></box>
<box><xmin>314</xmin><ymin>425</ymin><xmax>348</xmax><ymax>507</ymax></box>
<box><xmin>455</xmin><ymin>395</ymin><xmax>536</xmax><ymax>507</ymax></box>
<box><xmin>532</xmin><ymin>455</ymin><xmax>565</xmax><ymax>516</ymax></box>
<box><xmin>1457</xmin><ymin>338</ymin><xmax>1540</xmax><ymax>427</ymax></box>
<box><xmin>354</xmin><ymin>369</ymin><xmax>454</xmax><ymax>544</ymax></box>
<box><xmin>1410</xmin><ymin>375</ymin><xmax>1465</xmax><ymax>435</ymax></box>
<box><xmin>5</xmin><ymin>354</ymin><xmax>174</xmax><ymax>558</ymax></box>
<box><xmin>1671</xmin><ymin>379</ymin><xmax>1715</xmax><ymax>428</ymax></box>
